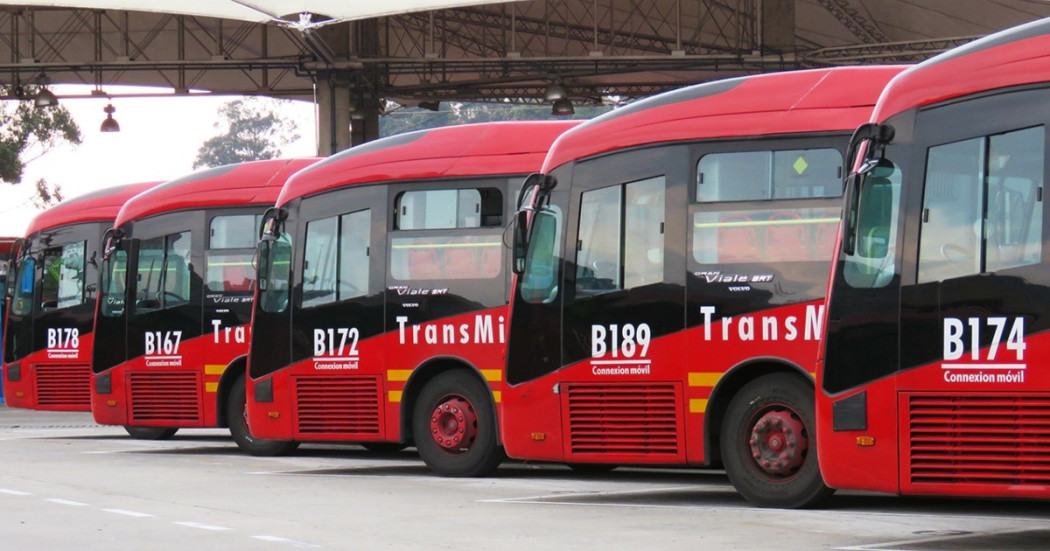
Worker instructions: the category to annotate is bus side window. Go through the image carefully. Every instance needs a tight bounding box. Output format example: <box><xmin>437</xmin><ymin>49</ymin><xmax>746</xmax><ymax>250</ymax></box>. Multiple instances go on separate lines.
<box><xmin>301</xmin><ymin>209</ymin><xmax>371</xmax><ymax>308</ymax></box>
<box><xmin>917</xmin><ymin>126</ymin><xmax>1043</xmax><ymax>283</ymax></box>
<box><xmin>206</xmin><ymin>214</ymin><xmax>259</xmax><ymax>294</ymax></box>
<box><xmin>576</xmin><ymin>176</ymin><xmax>666</xmax><ymax>297</ymax></box>
<box><xmin>390</xmin><ymin>187</ymin><xmax>503</xmax><ymax>282</ymax></box>
<box><xmin>986</xmin><ymin>127</ymin><xmax>1043</xmax><ymax>273</ymax></box>
<box><xmin>134</xmin><ymin>231</ymin><xmax>191</xmax><ymax>312</ymax></box>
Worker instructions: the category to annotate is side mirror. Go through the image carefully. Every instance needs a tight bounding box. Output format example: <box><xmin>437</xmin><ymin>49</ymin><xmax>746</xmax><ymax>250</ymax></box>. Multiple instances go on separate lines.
<box><xmin>101</xmin><ymin>227</ymin><xmax>124</xmax><ymax>262</ymax></box>
<box><xmin>512</xmin><ymin>209</ymin><xmax>530</xmax><ymax>275</ymax></box>
<box><xmin>516</xmin><ymin>173</ymin><xmax>544</xmax><ymax>210</ymax></box>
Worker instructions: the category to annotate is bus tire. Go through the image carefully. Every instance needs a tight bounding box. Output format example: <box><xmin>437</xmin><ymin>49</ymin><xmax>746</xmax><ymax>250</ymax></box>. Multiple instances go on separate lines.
<box><xmin>227</xmin><ymin>375</ymin><xmax>299</xmax><ymax>457</ymax></box>
<box><xmin>413</xmin><ymin>370</ymin><xmax>505</xmax><ymax>477</ymax></box>
<box><xmin>720</xmin><ymin>373</ymin><xmax>834</xmax><ymax>508</ymax></box>
<box><xmin>124</xmin><ymin>426</ymin><xmax>178</xmax><ymax>440</ymax></box>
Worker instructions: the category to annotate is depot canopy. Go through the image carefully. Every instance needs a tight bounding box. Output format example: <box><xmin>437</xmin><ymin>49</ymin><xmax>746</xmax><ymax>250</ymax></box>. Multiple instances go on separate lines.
<box><xmin>1</xmin><ymin>1</ymin><xmax>512</xmax><ymax>27</ymax></box>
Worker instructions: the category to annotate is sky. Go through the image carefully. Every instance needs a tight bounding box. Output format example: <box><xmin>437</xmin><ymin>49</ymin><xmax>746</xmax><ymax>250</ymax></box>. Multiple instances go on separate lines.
<box><xmin>0</xmin><ymin>84</ymin><xmax>318</xmax><ymax>236</ymax></box>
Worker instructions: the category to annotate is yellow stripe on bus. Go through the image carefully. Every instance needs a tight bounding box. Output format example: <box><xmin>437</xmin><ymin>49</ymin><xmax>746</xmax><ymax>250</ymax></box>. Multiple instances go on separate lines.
<box><xmin>389</xmin><ymin>390</ymin><xmax>402</xmax><ymax>403</ymax></box>
<box><xmin>204</xmin><ymin>365</ymin><xmax>226</xmax><ymax>376</ymax></box>
<box><xmin>689</xmin><ymin>399</ymin><xmax>708</xmax><ymax>413</ymax></box>
<box><xmin>688</xmin><ymin>372</ymin><xmax>722</xmax><ymax>387</ymax></box>
<box><xmin>480</xmin><ymin>370</ymin><xmax>502</xmax><ymax>382</ymax></box>
<box><xmin>492</xmin><ymin>390</ymin><xmax>501</xmax><ymax>403</ymax></box>
<box><xmin>387</xmin><ymin>370</ymin><xmax>412</xmax><ymax>382</ymax></box>
<box><xmin>205</xmin><ymin>382</ymin><xmax>219</xmax><ymax>393</ymax></box>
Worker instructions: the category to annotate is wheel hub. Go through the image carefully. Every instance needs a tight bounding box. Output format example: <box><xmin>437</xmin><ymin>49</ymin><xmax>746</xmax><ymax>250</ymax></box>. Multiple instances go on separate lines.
<box><xmin>430</xmin><ymin>395</ymin><xmax>478</xmax><ymax>453</ymax></box>
<box><xmin>748</xmin><ymin>409</ymin><xmax>807</xmax><ymax>477</ymax></box>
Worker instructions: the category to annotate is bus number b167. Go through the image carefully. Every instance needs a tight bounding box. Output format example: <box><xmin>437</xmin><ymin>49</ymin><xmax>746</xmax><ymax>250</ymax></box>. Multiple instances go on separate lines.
<box><xmin>145</xmin><ymin>331</ymin><xmax>183</xmax><ymax>356</ymax></box>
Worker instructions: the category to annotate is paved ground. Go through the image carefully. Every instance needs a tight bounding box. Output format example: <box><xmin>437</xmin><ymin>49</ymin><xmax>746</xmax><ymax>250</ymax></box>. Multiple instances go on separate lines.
<box><xmin>0</xmin><ymin>406</ymin><xmax>1047</xmax><ymax>550</ymax></box>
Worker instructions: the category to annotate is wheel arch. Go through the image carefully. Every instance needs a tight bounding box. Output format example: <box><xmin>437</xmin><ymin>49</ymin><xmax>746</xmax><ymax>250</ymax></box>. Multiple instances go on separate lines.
<box><xmin>702</xmin><ymin>357</ymin><xmax>814</xmax><ymax>467</ymax></box>
<box><xmin>215</xmin><ymin>355</ymin><xmax>248</xmax><ymax>429</ymax></box>
<box><xmin>398</xmin><ymin>356</ymin><xmax>500</xmax><ymax>445</ymax></box>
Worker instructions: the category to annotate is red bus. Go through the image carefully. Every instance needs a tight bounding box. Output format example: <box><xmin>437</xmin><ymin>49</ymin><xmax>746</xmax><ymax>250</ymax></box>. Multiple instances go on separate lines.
<box><xmin>246</xmin><ymin>121</ymin><xmax>577</xmax><ymax>475</ymax></box>
<box><xmin>0</xmin><ymin>235</ymin><xmax>16</xmax><ymax>403</ymax></box>
<box><xmin>3</xmin><ymin>183</ymin><xmax>159</xmax><ymax>411</ymax></box>
<box><xmin>92</xmin><ymin>159</ymin><xmax>316</xmax><ymax>445</ymax></box>
<box><xmin>820</xmin><ymin>18</ymin><xmax>1050</xmax><ymax>501</ymax></box>
<box><xmin>507</xmin><ymin>66</ymin><xmax>904</xmax><ymax>508</ymax></box>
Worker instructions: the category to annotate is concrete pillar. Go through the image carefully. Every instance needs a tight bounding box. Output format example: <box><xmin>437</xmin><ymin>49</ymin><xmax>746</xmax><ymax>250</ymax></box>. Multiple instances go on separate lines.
<box><xmin>349</xmin><ymin>95</ymin><xmax>380</xmax><ymax>147</ymax></box>
<box><xmin>317</xmin><ymin>75</ymin><xmax>353</xmax><ymax>155</ymax></box>
<box><xmin>760</xmin><ymin>0</ymin><xmax>795</xmax><ymax>53</ymax></box>
<box><xmin>312</xmin><ymin>20</ymin><xmax>381</xmax><ymax>155</ymax></box>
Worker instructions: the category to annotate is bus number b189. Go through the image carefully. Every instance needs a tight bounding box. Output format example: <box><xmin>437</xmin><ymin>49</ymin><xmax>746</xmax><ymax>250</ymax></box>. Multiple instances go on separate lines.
<box><xmin>591</xmin><ymin>323</ymin><xmax>651</xmax><ymax>358</ymax></box>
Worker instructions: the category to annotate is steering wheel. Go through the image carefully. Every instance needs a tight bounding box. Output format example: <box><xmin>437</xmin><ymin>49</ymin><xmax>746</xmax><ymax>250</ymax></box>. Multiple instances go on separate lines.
<box><xmin>163</xmin><ymin>292</ymin><xmax>187</xmax><ymax>305</ymax></box>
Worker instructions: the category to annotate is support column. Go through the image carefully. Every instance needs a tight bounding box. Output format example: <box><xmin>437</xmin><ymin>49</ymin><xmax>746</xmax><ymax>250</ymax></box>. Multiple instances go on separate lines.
<box><xmin>316</xmin><ymin>75</ymin><xmax>353</xmax><ymax>155</ymax></box>
<box><xmin>349</xmin><ymin>95</ymin><xmax>380</xmax><ymax>147</ymax></box>
<box><xmin>760</xmin><ymin>0</ymin><xmax>796</xmax><ymax>53</ymax></box>
<box><xmin>312</xmin><ymin>21</ymin><xmax>382</xmax><ymax>155</ymax></box>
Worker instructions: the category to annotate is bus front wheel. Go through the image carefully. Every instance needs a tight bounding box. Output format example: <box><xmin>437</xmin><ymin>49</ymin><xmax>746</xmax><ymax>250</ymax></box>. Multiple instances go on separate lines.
<box><xmin>227</xmin><ymin>375</ymin><xmax>299</xmax><ymax>457</ymax></box>
<box><xmin>720</xmin><ymin>373</ymin><xmax>834</xmax><ymax>508</ymax></box>
<box><xmin>124</xmin><ymin>426</ymin><xmax>178</xmax><ymax>440</ymax></box>
<box><xmin>413</xmin><ymin>370</ymin><xmax>505</xmax><ymax>477</ymax></box>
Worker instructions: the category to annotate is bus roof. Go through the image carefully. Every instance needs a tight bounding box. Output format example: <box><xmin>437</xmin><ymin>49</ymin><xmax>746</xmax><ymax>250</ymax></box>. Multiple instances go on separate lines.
<box><xmin>23</xmin><ymin>181</ymin><xmax>161</xmax><ymax>237</ymax></box>
<box><xmin>872</xmin><ymin>17</ymin><xmax>1050</xmax><ymax>123</ymax></box>
<box><xmin>542</xmin><ymin>65</ymin><xmax>907</xmax><ymax>172</ymax></box>
<box><xmin>276</xmin><ymin>121</ymin><xmax>579</xmax><ymax>206</ymax></box>
<box><xmin>116</xmin><ymin>158</ymin><xmax>320</xmax><ymax>226</ymax></box>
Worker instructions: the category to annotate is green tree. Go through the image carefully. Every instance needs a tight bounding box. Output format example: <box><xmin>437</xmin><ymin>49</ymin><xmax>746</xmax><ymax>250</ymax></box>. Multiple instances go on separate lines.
<box><xmin>193</xmin><ymin>97</ymin><xmax>300</xmax><ymax>169</ymax></box>
<box><xmin>0</xmin><ymin>86</ymin><xmax>82</xmax><ymax>207</ymax></box>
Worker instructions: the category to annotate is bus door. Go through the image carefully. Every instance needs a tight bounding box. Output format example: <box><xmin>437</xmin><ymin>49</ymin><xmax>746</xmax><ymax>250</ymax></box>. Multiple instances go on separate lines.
<box><xmin>291</xmin><ymin>186</ymin><xmax>386</xmax><ymax>439</ymax></box>
<box><xmin>558</xmin><ymin>146</ymin><xmax>687</xmax><ymax>464</ymax></box>
<box><xmin>124</xmin><ymin>212</ymin><xmax>205</xmax><ymax>424</ymax></box>
<box><xmin>898</xmin><ymin>93</ymin><xmax>1050</xmax><ymax>491</ymax></box>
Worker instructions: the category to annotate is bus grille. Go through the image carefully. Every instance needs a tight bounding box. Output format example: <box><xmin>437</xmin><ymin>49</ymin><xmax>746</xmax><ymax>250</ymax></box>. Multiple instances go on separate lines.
<box><xmin>128</xmin><ymin>372</ymin><xmax>201</xmax><ymax>422</ymax></box>
<box><xmin>906</xmin><ymin>393</ymin><xmax>1050</xmax><ymax>485</ymax></box>
<box><xmin>295</xmin><ymin>376</ymin><xmax>381</xmax><ymax>435</ymax></box>
<box><xmin>34</xmin><ymin>363</ymin><xmax>91</xmax><ymax>409</ymax></box>
<box><xmin>564</xmin><ymin>383</ymin><xmax>681</xmax><ymax>457</ymax></box>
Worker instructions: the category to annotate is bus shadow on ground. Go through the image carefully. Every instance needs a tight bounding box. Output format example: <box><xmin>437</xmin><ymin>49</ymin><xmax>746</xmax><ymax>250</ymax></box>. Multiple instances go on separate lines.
<box><xmin>54</xmin><ymin>433</ymin><xmax>231</xmax><ymax>442</ymax></box>
<box><xmin>503</xmin><ymin>486</ymin><xmax>746</xmax><ymax>508</ymax></box>
<box><xmin>836</xmin><ymin>529</ymin><xmax>1050</xmax><ymax>551</ymax></box>
<box><xmin>824</xmin><ymin>493</ymin><xmax>1050</xmax><ymax>519</ymax></box>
